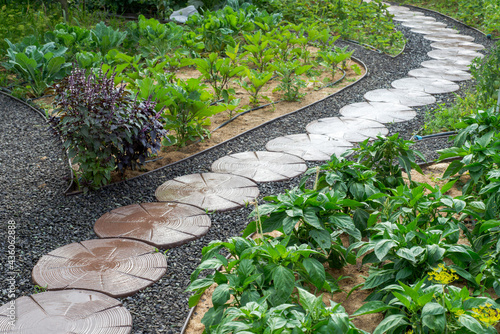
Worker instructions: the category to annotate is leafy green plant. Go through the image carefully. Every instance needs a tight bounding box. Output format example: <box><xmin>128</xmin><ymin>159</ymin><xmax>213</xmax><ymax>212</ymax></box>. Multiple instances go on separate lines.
<box><xmin>317</xmin><ymin>47</ymin><xmax>353</xmax><ymax>81</ymax></box>
<box><xmin>186</xmin><ymin>236</ymin><xmax>331</xmax><ymax>332</ymax></box>
<box><xmin>161</xmin><ymin>78</ymin><xmax>224</xmax><ymax>147</ymax></box>
<box><xmin>2</xmin><ymin>39</ymin><xmax>71</xmax><ymax>96</ymax></box>
<box><xmin>217</xmin><ymin>288</ymin><xmax>368</xmax><ymax>334</ymax></box>
<box><xmin>236</xmin><ymin>68</ymin><xmax>273</xmax><ymax>106</ymax></box>
<box><xmin>470</xmin><ymin>42</ymin><xmax>500</xmax><ymax>107</ymax></box>
<box><xmin>49</xmin><ymin>65</ymin><xmax>167</xmax><ymax>190</ymax></box>
<box><xmin>272</xmin><ymin>59</ymin><xmax>311</xmax><ymax>101</ymax></box>
<box><xmin>355</xmin><ymin>274</ymin><xmax>500</xmax><ymax>334</ymax></box>
<box><xmin>90</xmin><ymin>21</ymin><xmax>127</xmax><ymax>55</ymax></box>
<box><xmin>242</xmin><ymin>29</ymin><xmax>276</xmax><ymax>73</ymax></box>
<box><xmin>245</xmin><ymin>187</ymin><xmax>361</xmax><ymax>269</ymax></box>
<box><xmin>44</xmin><ymin>22</ymin><xmax>91</xmax><ymax>57</ymax></box>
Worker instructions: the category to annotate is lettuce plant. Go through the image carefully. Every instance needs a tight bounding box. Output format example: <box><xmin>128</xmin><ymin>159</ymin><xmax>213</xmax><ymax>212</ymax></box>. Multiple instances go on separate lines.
<box><xmin>49</xmin><ymin>65</ymin><xmax>167</xmax><ymax>190</ymax></box>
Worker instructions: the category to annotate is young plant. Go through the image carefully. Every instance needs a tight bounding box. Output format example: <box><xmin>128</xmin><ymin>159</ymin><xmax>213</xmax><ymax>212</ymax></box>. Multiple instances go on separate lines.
<box><xmin>236</xmin><ymin>68</ymin><xmax>273</xmax><ymax>106</ymax></box>
<box><xmin>44</xmin><ymin>22</ymin><xmax>92</xmax><ymax>57</ymax></box>
<box><xmin>272</xmin><ymin>59</ymin><xmax>312</xmax><ymax>102</ymax></box>
<box><xmin>242</xmin><ymin>29</ymin><xmax>276</xmax><ymax>73</ymax></box>
<box><xmin>89</xmin><ymin>22</ymin><xmax>127</xmax><ymax>55</ymax></box>
<box><xmin>3</xmin><ymin>39</ymin><xmax>71</xmax><ymax>96</ymax></box>
<box><xmin>317</xmin><ymin>47</ymin><xmax>353</xmax><ymax>81</ymax></box>
<box><xmin>161</xmin><ymin>78</ymin><xmax>224</xmax><ymax>147</ymax></box>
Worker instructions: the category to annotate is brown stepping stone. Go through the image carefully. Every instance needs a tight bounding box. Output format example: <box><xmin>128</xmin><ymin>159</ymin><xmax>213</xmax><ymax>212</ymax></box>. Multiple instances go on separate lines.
<box><xmin>402</xmin><ymin>21</ymin><xmax>447</xmax><ymax>29</ymax></box>
<box><xmin>306</xmin><ymin>117</ymin><xmax>388</xmax><ymax>142</ymax></box>
<box><xmin>94</xmin><ymin>202</ymin><xmax>211</xmax><ymax>248</ymax></box>
<box><xmin>408</xmin><ymin>67</ymin><xmax>471</xmax><ymax>81</ymax></box>
<box><xmin>411</xmin><ymin>27</ymin><xmax>458</xmax><ymax>35</ymax></box>
<box><xmin>424</xmin><ymin>33</ymin><xmax>474</xmax><ymax>42</ymax></box>
<box><xmin>431</xmin><ymin>41</ymin><xmax>484</xmax><ymax>51</ymax></box>
<box><xmin>421</xmin><ymin>59</ymin><xmax>471</xmax><ymax>71</ymax></box>
<box><xmin>0</xmin><ymin>290</ymin><xmax>132</xmax><ymax>333</ymax></box>
<box><xmin>155</xmin><ymin>172</ymin><xmax>259</xmax><ymax>211</ymax></box>
<box><xmin>427</xmin><ymin>49</ymin><xmax>484</xmax><ymax>62</ymax></box>
<box><xmin>391</xmin><ymin>77</ymin><xmax>459</xmax><ymax>94</ymax></box>
<box><xmin>339</xmin><ymin>102</ymin><xmax>415</xmax><ymax>123</ymax></box>
<box><xmin>265</xmin><ymin>134</ymin><xmax>353</xmax><ymax>161</ymax></box>
<box><xmin>32</xmin><ymin>239</ymin><xmax>167</xmax><ymax>298</ymax></box>
<box><xmin>211</xmin><ymin>151</ymin><xmax>306</xmax><ymax>183</ymax></box>
<box><xmin>364</xmin><ymin>88</ymin><xmax>436</xmax><ymax>107</ymax></box>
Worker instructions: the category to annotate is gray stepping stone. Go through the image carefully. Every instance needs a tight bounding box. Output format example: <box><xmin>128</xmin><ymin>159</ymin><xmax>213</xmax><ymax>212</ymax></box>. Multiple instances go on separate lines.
<box><xmin>265</xmin><ymin>134</ymin><xmax>353</xmax><ymax>161</ymax></box>
<box><xmin>0</xmin><ymin>290</ymin><xmax>132</xmax><ymax>333</ymax></box>
<box><xmin>421</xmin><ymin>59</ymin><xmax>471</xmax><ymax>71</ymax></box>
<box><xmin>306</xmin><ymin>117</ymin><xmax>388</xmax><ymax>142</ymax></box>
<box><xmin>211</xmin><ymin>151</ymin><xmax>307</xmax><ymax>183</ymax></box>
<box><xmin>391</xmin><ymin>77</ymin><xmax>459</xmax><ymax>94</ymax></box>
<box><xmin>364</xmin><ymin>88</ymin><xmax>436</xmax><ymax>107</ymax></box>
<box><xmin>394</xmin><ymin>15</ymin><xmax>435</xmax><ymax>22</ymax></box>
<box><xmin>431</xmin><ymin>41</ymin><xmax>485</xmax><ymax>51</ymax></box>
<box><xmin>411</xmin><ymin>27</ymin><xmax>458</xmax><ymax>35</ymax></box>
<box><xmin>94</xmin><ymin>202</ymin><xmax>211</xmax><ymax>248</ymax></box>
<box><xmin>408</xmin><ymin>67</ymin><xmax>471</xmax><ymax>81</ymax></box>
<box><xmin>155</xmin><ymin>172</ymin><xmax>259</xmax><ymax>211</ymax></box>
<box><xmin>427</xmin><ymin>49</ymin><xmax>484</xmax><ymax>63</ymax></box>
<box><xmin>339</xmin><ymin>102</ymin><xmax>415</xmax><ymax>123</ymax></box>
<box><xmin>424</xmin><ymin>33</ymin><xmax>474</xmax><ymax>42</ymax></box>
<box><xmin>402</xmin><ymin>21</ymin><xmax>447</xmax><ymax>29</ymax></box>
<box><xmin>387</xmin><ymin>5</ymin><xmax>411</xmax><ymax>13</ymax></box>
<box><xmin>32</xmin><ymin>239</ymin><xmax>168</xmax><ymax>298</ymax></box>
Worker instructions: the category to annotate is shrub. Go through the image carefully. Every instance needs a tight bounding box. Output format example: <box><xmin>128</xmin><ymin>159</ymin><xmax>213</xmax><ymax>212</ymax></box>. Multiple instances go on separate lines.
<box><xmin>49</xmin><ymin>65</ymin><xmax>167</xmax><ymax>190</ymax></box>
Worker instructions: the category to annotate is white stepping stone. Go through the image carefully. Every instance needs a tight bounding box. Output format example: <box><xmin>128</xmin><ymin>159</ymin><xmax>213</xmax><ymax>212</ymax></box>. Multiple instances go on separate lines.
<box><xmin>421</xmin><ymin>59</ymin><xmax>471</xmax><ymax>71</ymax></box>
<box><xmin>402</xmin><ymin>21</ymin><xmax>447</xmax><ymax>29</ymax></box>
<box><xmin>431</xmin><ymin>41</ymin><xmax>485</xmax><ymax>51</ymax></box>
<box><xmin>339</xmin><ymin>102</ymin><xmax>415</xmax><ymax>123</ymax></box>
<box><xmin>387</xmin><ymin>5</ymin><xmax>410</xmax><ymax>13</ymax></box>
<box><xmin>408</xmin><ymin>67</ymin><xmax>471</xmax><ymax>81</ymax></box>
<box><xmin>306</xmin><ymin>117</ymin><xmax>388</xmax><ymax>142</ymax></box>
<box><xmin>424</xmin><ymin>33</ymin><xmax>474</xmax><ymax>42</ymax></box>
<box><xmin>211</xmin><ymin>151</ymin><xmax>307</xmax><ymax>183</ymax></box>
<box><xmin>265</xmin><ymin>134</ymin><xmax>353</xmax><ymax>161</ymax></box>
<box><xmin>391</xmin><ymin>77</ymin><xmax>459</xmax><ymax>94</ymax></box>
<box><xmin>411</xmin><ymin>27</ymin><xmax>458</xmax><ymax>35</ymax></box>
<box><xmin>155</xmin><ymin>172</ymin><xmax>259</xmax><ymax>212</ymax></box>
<box><xmin>427</xmin><ymin>49</ymin><xmax>483</xmax><ymax>63</ymax></box>
<box><xmin>364</xmin><ymin>88</ymin><xmax>436</xmax><ymax>107</ymax></box>
<box><xmin>394</xmin><ymin>15</ymin><xmax>435</xmax><ymax>22</ymax></box>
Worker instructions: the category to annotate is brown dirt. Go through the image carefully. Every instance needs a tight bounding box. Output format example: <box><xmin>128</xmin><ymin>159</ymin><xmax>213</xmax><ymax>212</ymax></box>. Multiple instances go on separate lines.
<box><xmin>183</xmin><ymin>162</ymin><xmax>498</xmax><ymax>334</ymax></box>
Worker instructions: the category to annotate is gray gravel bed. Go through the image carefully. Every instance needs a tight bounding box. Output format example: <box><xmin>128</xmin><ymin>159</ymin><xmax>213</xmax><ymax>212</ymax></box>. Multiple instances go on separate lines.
<box><xmin>0</xmin><ymin>12</ymin><xmax>494</xmax><ymax>334</ymax></box>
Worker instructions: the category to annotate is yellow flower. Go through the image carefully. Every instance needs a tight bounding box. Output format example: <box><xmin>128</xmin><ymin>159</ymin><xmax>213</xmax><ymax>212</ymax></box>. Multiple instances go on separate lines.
<box><xmin>471</xmin><ymin>304</ymin><xmax>500</xmax><ymax>327</ymax></box>
<box><xmin>427</xmin><ymin>264</ymin><xmax>459</xmax><ymax>284</ymax></box>
<box><xmin>454</xmin><ymin>309</ymin><xmax>465</xmax><ymax>317</ymax></box>
<box><xmin>406</xmin><ymin>330</ymin><xmax>414</xmax><ymax>334</ymax></box>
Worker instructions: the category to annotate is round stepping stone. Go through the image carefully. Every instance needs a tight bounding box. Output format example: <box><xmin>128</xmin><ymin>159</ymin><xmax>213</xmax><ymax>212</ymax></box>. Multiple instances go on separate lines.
<box><xmin>411</xmin><ymin>27</ymin><xmax>458</xmax><ymax>35</ymax></box>
<box><xmin>364</xmin><ymin>88</ymin><xmax>436</xmax><ymax>107</ymax></box>
<box><xmin>265</xmin><ymin>134</ymin><xmax>353</xmax><ymax>161</ymax></box>
<box><xmin>387</xmin><ymin>5</ymin><xmax>410</xmax><ymax>13</ymax></box>
<box><xmin>155</xmin><ymin>172</ymin><xmax>259</xmax><ymax>211</ymax></box>
<box><xmin>408</xmin><ymin>67</ymin><xmax>471</xmax><ymax>81</ymax></box>
<box><xmin>394</xmin><ymin>15</ymin><xmax>435</xmax><ymax>22</ymax></box>
<box><xmin>211</xmin><ymin>151</ymin><xmax>306</xmax><ymax>183</ymax></box>
<box><xmin>431</xmin><ymin>41</ymin><xmax>484</xmax><ymax>51</ymax></box>
<box><xmin>94</xmin><ymin>202</ymin><xmax>211</xmax><ymax>248</ymax></box>
<box><xmin>0</xmin><ymin>290</ymin><xmax>132</xmax><ymax>333</ymax></box>
<box><xmin>427</xmin><ymin>49</ymin><xmax>484</xmax><ymax>62</ymax></box>
<box><xmin>339</xmin><ymin>102</ymin><xmax>415</xmax><ymax>123</ymax></box>
<box><xmin>402</xmin><ymin>21</ymin><xmax>447</xmax><ymax>29</ymax></box>
<box><xmin>424</xmin><ymin>33</ymin><xmax>474</xmax><ymax>42</ymax></box>
<box><xmin>32</xmin><ymin>238</ymin><xmax>167</xmax><ymax>298</ymax></box>
<box><xmin>306</xmin><ymin>117</ymin><xmax>388</xmax><ymax>142</ymax></box>
<box><xmin>421</xmin><ymin>59</ymin><xmax>471</xmax><ymax>71</ymax></box>
<box><xmin>391</xmin><ymin>77</ymin><xmax>459</xmax><ymax>94</ymax></box>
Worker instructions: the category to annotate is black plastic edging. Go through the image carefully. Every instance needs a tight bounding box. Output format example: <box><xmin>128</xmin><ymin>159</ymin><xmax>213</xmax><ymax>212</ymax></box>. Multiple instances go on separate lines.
<box><xmin>65</xmin><ymin>55</ymin><xmax>369</xmax><ymax>196</ymax></box>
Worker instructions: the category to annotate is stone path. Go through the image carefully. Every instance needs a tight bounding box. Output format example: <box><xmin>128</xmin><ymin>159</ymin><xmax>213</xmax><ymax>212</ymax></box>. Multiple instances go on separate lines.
<box><xmin>0</xmin><ymin>4</ymin><xmax>487</xmax><ymax>333</ymax></box>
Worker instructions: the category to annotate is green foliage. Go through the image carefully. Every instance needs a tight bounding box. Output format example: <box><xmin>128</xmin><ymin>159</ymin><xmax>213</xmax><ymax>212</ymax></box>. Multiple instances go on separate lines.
<box><xmin>2</xmin><ymin>39</ymin><xmax>71</xmax><ymax>96</ymax></box>
<box><xmin>90</xmin><ymin>22</ymin><xmax>127</xmax><ymax>55</ymax></box>
<box><xmin>236</xmin><ymin>69</ymin><xmax>273</xmax><ymax>105</ymax></box>
<box><xmin>349</xmin><ymin>133</ymin><xmax>425</xmax><ymax>188</ymax></box>
<box><xmin>272</xmin><ymin>59</ymin><xmax>311</xmax><ymax>101</ymax></box>
<box><xmin>44</xmin><ymin>22</ymin><xmax>91</xmax><ymax>57</ymax></box>
<box><xmin>317</xmin><ymin>47</ymin><xmax>353</xmax><ymax>80</ymax></box>
<box><xmin>160</xmin><ymin>78</ymin><xmax>224</xmax><ymax>147</ymax></box>
<box><xmin>470</xmin><ymin>41</ymin><xmax>500</xmax><ymax>107</ymax></box>
<box><xmin>356</xmin><ymin>278</ymin><xmax>500</xmax><ymax>334</ymax></box>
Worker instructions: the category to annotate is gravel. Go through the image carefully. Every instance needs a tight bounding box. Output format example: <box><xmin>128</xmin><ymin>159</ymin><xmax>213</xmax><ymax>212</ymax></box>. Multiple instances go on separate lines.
<box><xmin>0</xmin><ymin>8</ymin><xmax>495</xmax><ymax>334</ymax></box>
